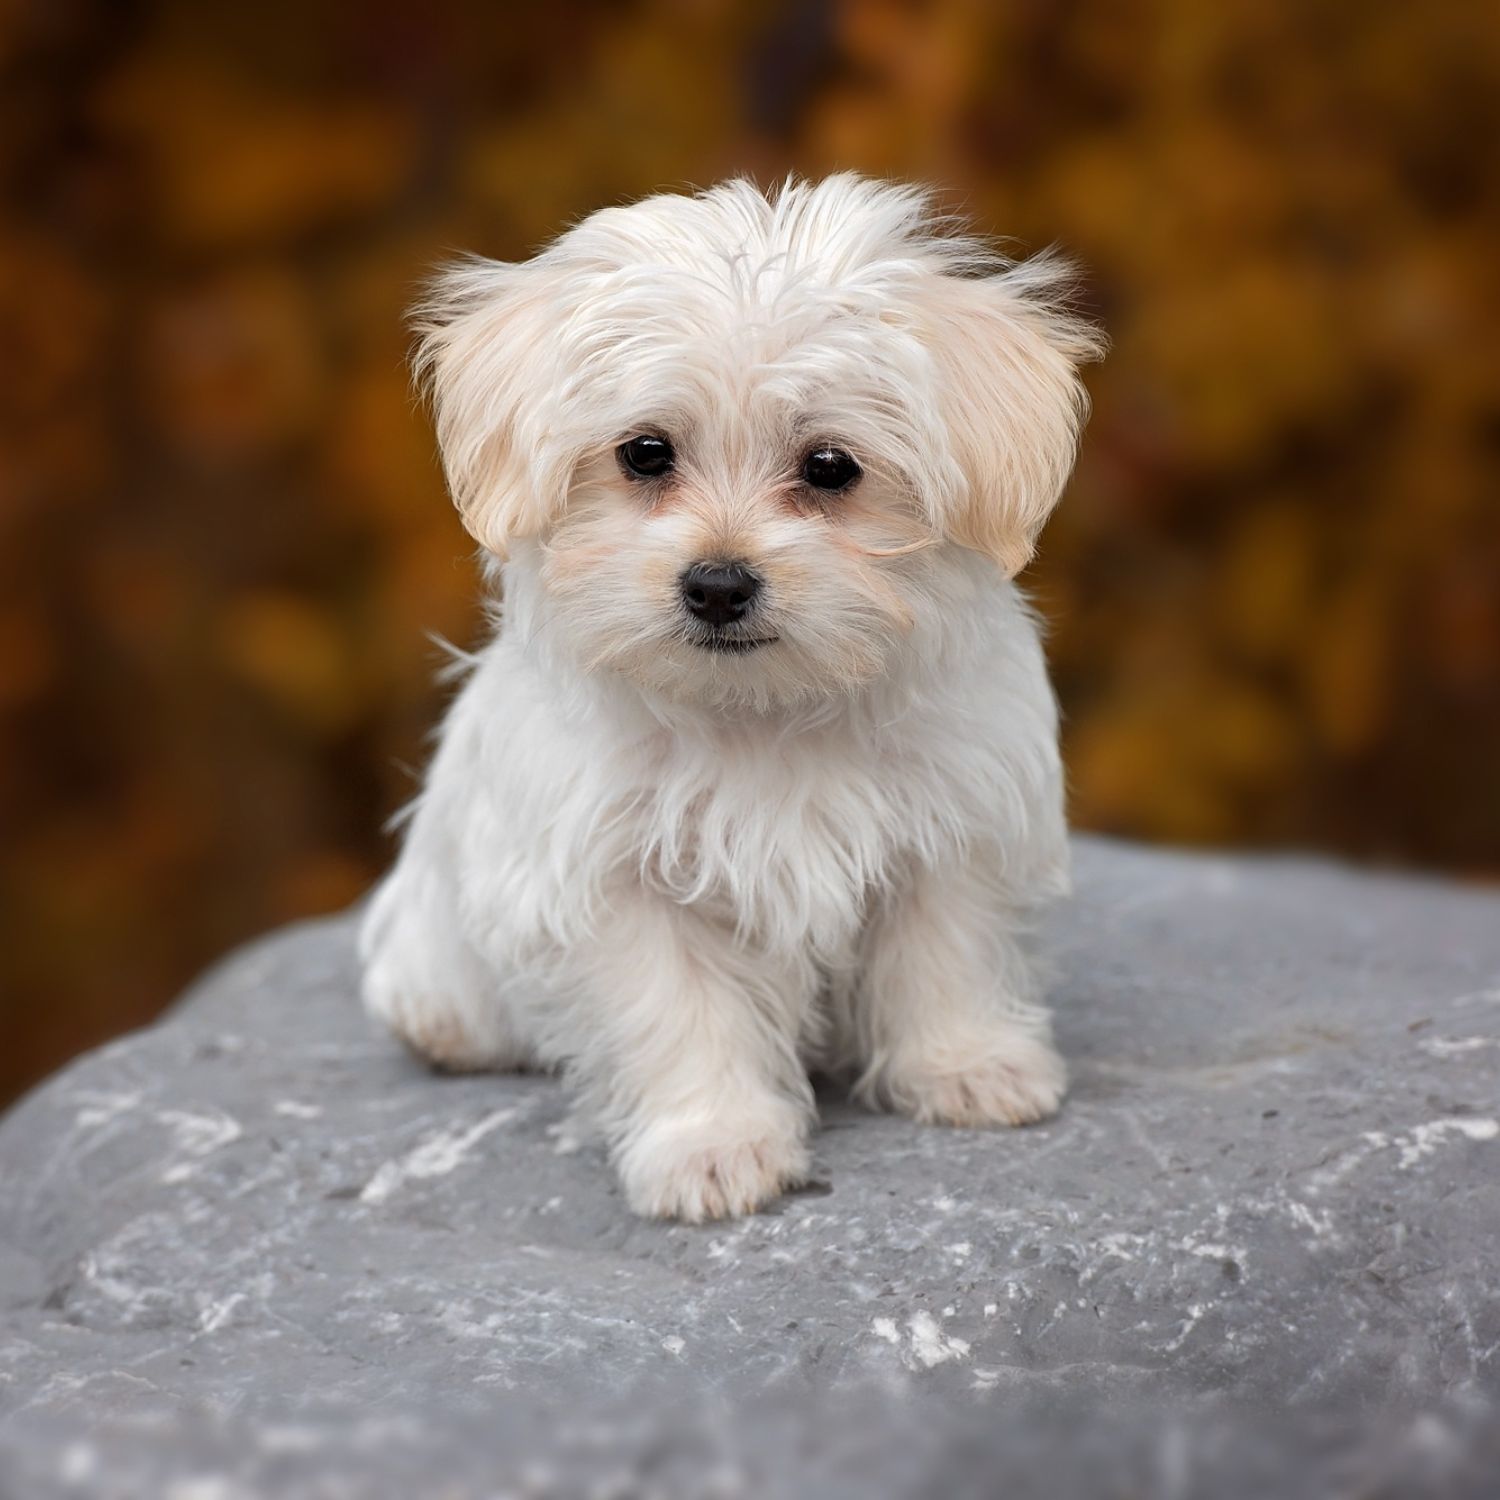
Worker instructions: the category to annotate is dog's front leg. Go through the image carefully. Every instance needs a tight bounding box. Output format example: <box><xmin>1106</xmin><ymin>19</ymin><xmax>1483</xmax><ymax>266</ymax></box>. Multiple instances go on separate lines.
<box><xmin>567</xmin><ymin>894</ymin><xmax>816</xmax><ymax>1222</ymax></box>
<box><xmin>852</xmin><ymin>855</ymin><xmax>1066</xmax><ymax>1128</ymax></box>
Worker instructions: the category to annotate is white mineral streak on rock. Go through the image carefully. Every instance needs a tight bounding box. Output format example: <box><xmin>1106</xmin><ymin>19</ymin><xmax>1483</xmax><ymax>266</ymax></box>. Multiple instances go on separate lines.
<box><xmin>1284</xmin><ymin>1199</ymin><xmax>1335</xmax><ymax>1240</ymax></box>
<box><xmin>905</xmin><ymin>1311</ymin><xmax>970</xmax><ymax>1369</ymax></box>
<box><xmin>157</xmin><ymin>1109</ymin><xmax>243</xmax><ymax>1184</ymax></box>
<box><xmin>198</xmin><ymin>1292</ymin><xmax>246</xmax><ymax>1333</ymax></box>
<box><xmin>1305</xmin><ymin>1139</ymin><xmax>1383</xmax><ymax>1195</ymax></box>
<box><xmin>1161</xmin><ymin>1303</ymin><xmax>1206</xmax><ymax>1353</ymax></box>
<box><xmin>1398</xmin><ymin>1118</ymin><xmax>1497</xmax><ymax>1168</ymax></box>
<box><xmin>360</xmin><ymin>1107</ymin><xmax>519</xmax><ymax>1204</ymax></box>
<box><xmin>272</xmin><ymin>1100</ymin><xmax>323</xmax><ymax>1119</ymax></box>
<box><xmin>1363</xmin><ymin>1117</ymin><xmax>1499</xmax><ymax>1170</ymax></box>
<box><xmin>71</xmin><ymin>1090</ymin><xmax>142</xmax><ymax>1130</ymax></box>
<box><xmin>1418</xmin><ymin>1036</ymin><xmax>1497</xmax><ymax>1057</ymax></box>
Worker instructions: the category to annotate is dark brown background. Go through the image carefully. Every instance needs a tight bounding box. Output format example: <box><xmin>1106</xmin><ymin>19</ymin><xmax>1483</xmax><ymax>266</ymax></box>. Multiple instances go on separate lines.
<box><xmin>3</xmin><ymin>0</ymin><xmax>1498</xmax><ymax>1107</ymax></box>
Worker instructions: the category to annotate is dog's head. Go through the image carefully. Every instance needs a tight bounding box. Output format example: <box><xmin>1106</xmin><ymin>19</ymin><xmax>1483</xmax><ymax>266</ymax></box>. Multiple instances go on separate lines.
<box><xmin>416</xmin><ymin>176</ymin><xmax>1103</xmax><ymax>709</ymax></box>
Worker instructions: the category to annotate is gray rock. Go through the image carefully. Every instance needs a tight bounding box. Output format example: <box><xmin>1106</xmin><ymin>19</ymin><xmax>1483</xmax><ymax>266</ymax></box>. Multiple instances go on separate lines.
<box><xmin>2</xmin><ymin>838</ymin><xmax>1499</xmax><ymax>1497</ymax></box>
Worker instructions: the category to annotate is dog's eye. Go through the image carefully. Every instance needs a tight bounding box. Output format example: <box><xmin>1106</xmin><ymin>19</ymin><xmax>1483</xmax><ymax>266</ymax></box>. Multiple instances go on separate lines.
<box><xmin>618</xmin><ymin>434</ymin><xmax>675</xmax><ymax>479</ymax></box>
<box><xmin>802</xmin><ymin>446</ymin><xmax>862</xmax><ymax>491</ymax></box>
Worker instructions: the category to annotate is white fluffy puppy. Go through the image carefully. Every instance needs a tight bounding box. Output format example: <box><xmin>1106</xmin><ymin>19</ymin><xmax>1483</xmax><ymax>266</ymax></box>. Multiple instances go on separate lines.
<box><xmin>361</xmin><ymin>175</ymin><xmax>1103</xmax><ymax>1221</ymax></box>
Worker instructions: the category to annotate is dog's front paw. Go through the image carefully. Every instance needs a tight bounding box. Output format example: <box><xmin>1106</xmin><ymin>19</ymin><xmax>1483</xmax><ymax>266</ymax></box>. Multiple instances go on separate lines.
<box><xmin>617</xmin><ymin>1114</ymin><xmax>811</xmax><ymax>1223</ymax></box>
<box><xmin>880</xmin><ymin>1030</ymin><xmax>1066</xmax><ymax>1128</ymax></box>
<box><xmin>382</xmin><ymin>999</ymin><xmax>497</xmax><ymax>1074</ymax></box>
<box><xmin>362</xmin><ymin>965</ymin><xmax>525</xmax><ymax>1075</ymax></box>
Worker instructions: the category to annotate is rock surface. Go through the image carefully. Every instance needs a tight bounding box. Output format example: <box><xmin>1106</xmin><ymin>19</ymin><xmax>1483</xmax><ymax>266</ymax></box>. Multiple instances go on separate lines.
<box><xmin>2</xmin><ymin>838</ymin><xmax>1499</xmax><ymax>1496</ymax></box>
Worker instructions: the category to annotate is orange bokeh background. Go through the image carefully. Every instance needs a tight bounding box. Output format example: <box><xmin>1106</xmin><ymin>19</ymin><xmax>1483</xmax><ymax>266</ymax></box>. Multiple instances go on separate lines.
<box><xmin>3</xmin><ymin>0</ymin><xmax>1498</xmax><ymax>1105</ymax></box>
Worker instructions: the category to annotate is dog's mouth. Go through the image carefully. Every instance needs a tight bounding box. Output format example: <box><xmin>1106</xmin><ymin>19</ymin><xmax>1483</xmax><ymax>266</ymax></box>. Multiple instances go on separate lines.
<box><xmin>692</xmin><ymin>635</ymin><xmax>779</xmax><ymax>655</ymax></box>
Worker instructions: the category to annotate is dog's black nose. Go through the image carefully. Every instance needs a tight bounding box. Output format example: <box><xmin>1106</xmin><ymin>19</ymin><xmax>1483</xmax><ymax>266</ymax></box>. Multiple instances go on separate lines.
<box><xmin>681</xmin><ymin>562</ymin><xmax>762</xmax><ymax>627</ymax></box>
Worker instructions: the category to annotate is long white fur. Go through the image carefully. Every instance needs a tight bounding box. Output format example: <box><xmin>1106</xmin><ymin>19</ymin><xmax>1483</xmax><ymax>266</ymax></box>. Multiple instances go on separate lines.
<box><xmin>360</xmin><ymin>175</ymin><xmax>1104</xmax><ymax>1221</ymax></box>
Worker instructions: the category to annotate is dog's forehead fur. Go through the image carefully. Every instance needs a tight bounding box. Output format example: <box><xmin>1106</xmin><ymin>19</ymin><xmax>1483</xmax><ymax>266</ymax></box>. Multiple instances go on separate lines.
<box><xmin>524</xmin><ymin>178</ymin><xmax>982</xmax><ymax>488</ymax></box>
<box><xmin>556</xmin><ymin>175</ymin><xmax>971</xmax><ymax>303</ymax></box>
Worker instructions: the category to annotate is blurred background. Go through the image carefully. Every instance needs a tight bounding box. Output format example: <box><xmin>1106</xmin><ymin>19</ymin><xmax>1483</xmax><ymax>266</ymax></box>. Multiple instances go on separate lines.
<box><xmin>2</xmin><ymin>0</ymin><xmax>1497</xmax><ymax>1107</ymax></box>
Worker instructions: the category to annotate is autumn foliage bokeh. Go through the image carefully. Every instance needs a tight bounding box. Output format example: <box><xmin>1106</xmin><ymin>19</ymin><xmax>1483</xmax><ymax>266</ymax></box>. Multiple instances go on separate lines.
<box><xmin>3</xmin><ymin>0</ymin><xmax>1498</xmax><ymax>1104</ymax></box>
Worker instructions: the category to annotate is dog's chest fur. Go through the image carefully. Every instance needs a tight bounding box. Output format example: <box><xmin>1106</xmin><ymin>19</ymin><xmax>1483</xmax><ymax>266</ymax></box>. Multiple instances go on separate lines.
<box><xmin>628</xmin><ymin>720</ymin><xmax>922</xmax><ymax>955</ymax></box>
<box><xmin>451</xmin><ymin>661</ymin><xmax>960</xmax><ymax>968</ymax></box>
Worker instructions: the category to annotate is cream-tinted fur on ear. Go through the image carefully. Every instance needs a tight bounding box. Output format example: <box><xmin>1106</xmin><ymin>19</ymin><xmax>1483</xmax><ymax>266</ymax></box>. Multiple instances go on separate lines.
<box><xmin>410</xmin><ymin>263</ymin><xmax>565</xmax><ymax>558</ymax></box>
<box><xmin>362</xmin><ymin>175</ymin><xmax>1103</xmax><ymax>1221</ymax></box>
<box><xmin>911</xmin><ymin>262</ymin><xmax>1102</xmax><ymax>574</ymax></box>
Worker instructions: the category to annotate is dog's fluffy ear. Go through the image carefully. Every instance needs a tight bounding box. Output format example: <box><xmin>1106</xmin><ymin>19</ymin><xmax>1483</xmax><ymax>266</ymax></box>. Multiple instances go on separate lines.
<box><xmin>412</xmin><ymin>258</ymin><xmax>569</xmax><ymax>558</ymax></box>
<box><xmin>917</xmin><ymin>257</ymin><xmax>1104</xmax><ymax>576</ymax></box>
